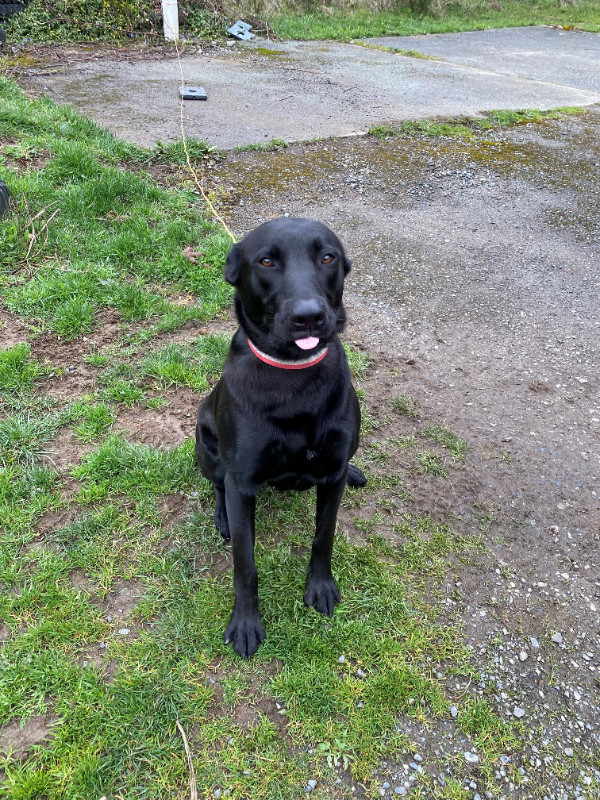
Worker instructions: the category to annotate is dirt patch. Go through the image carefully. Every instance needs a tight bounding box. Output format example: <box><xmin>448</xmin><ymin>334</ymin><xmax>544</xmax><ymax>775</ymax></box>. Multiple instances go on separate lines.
<box><xmin>0</xmin><ymin>714</ymin><xmax>57</xmax><ymax>759</ymax></box>
<box><xmin>115</xmin><ymin>386</ymin><xmax>199</xmax><ymax>447</ymax></box>
<box><xmin>0</xmin><ymin>308</ymin><xmax>32</xmax><ymax>349</ymax></box>
<box><xmin>98</xmin><ymin>579</ymin><xmax>143</xmax><ymax>619</ymax></box>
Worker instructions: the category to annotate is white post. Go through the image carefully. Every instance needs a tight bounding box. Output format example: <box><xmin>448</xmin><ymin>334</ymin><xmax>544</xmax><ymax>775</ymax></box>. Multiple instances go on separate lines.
<box><xmin>161</xmin><ymin>0</ymin><xmax>179</xmax><ymax>41</ymax></box>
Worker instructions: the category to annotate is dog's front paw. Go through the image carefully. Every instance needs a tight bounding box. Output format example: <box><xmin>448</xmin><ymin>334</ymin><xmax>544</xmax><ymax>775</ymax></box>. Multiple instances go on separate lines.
<box><xmin>304</xmin><ymin>575</ymin><xmax>341</xmax><ymax>617</ymax></box>
<box><xmin>225</xmin><ymin>610</ymin><xmax>266</xmax><ymax>658</ymax></box>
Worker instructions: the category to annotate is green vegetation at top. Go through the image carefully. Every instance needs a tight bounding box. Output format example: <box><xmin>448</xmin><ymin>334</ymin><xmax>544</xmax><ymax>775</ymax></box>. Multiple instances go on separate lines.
<box><xmin>265</xmin><ymin>0</ymin><xmax>600</xmax><ymax>40</ymax></box>
<box><xmin>3</xmin><ymin>0</ymin><xmax>600</xmax><ymax>44</ymax></box>
<box><xmin>3</xmin><ymin>0</ymin><xmax>226</xmax><ymax>44</ymax></box>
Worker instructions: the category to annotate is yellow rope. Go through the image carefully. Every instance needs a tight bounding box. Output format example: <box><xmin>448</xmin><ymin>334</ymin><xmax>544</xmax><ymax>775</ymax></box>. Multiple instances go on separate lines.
<box><xmin>174</xmin><ymin>39</ymin><xmax>237</xmax><ymax>244</ymax></box>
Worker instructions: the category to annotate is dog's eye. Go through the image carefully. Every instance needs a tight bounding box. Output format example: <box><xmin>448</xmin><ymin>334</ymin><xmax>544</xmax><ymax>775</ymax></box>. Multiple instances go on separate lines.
<box><xmin>321</xmin><ymin>254</ymin><xmax>335</xmax><ymax>264</ymax></box>
<box><xmin>259</xmin><ymin>257</ymin><xmax>274</xmax><ymax>267</ymax></box>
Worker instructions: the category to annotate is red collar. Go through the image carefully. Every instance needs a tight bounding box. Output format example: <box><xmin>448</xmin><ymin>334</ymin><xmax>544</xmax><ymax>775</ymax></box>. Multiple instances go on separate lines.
<box><xmin>247</xmin><ymin>338</ymin><xmax>329</xmax><ymax>370</ymax></box>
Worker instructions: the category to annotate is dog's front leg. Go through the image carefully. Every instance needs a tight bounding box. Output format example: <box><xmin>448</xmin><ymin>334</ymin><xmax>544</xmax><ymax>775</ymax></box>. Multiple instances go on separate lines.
<box><xmin>304</xmin><ymin>473</ymin><xmax>347</xmax><ymax>616</ymax></box>
<box><xmin>223</xmin><ymin>473</ymin><xmax>265</xmax><ymax>658</ymax></box>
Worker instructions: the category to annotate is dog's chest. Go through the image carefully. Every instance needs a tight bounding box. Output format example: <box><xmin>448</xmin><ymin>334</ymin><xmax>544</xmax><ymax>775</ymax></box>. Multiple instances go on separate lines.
<box><xmin>252</xmin><ymin>421</ymin><xmax>350</xmax><ymax>489</ymax></box>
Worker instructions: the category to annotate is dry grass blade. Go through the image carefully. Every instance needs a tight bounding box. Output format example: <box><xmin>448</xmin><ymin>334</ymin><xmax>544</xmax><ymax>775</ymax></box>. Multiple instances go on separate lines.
<box><xmin>176</xmin><ymin>720</ymin><xmax>198</xmax><ymax>800</ymax></box>
<box><xmin>23</xmin><ymin>204</ymin><xmax>60</xmax><ymax>264</ymax></box>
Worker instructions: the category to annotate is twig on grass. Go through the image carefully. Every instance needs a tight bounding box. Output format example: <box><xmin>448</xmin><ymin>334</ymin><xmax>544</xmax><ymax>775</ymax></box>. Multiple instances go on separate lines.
<box><xmin>19</xmin><ymin>197</ymin><xmax>60</xmax><ymax>268</ymax></box>
<box><xmin>176</xmin><ymin>720</ymin><xmax>198</xmax><ymax>800</ymax></box>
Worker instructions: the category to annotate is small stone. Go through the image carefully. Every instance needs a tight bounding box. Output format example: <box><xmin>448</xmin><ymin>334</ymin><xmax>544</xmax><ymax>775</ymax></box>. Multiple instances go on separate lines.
<box><xmin>513</xmin><ymin>707</ymin><xmax>525</xmax><ymax>718</ymax></box>
<box><xmin>214</xmin><ymin>791</ymin><xmax>221</xmax><ymax>799</ymax></box>
<box><xmin>464</xmin><ymin>752</ymin><xmax>479</xmax><ymax>764</ymax></box>
<box><xmin>413</xmin><ymin>753</ymin><xmax>422</xmax><ymax>762</ymax></box>
<box><xmin>519</xmin><ymin>651</ymin><xmax>528</xmax><ymax>661</ymax></box>
<box><xmin>382</xmin><ymin>783</ymin><xmax>391</xmax><ymax>790</ymax></box>
<box><xmin>118</xmin><ymin>628</ymin><xmax>130</xmax><ymax>636</ymax></box>
<box><xmin>551</xmin><ymin>632</ymin><xmax>563</xmax><ymax>644</ymax></box>
<box><xmin>338</xmin><ymin>655</ymin><xmax>346</xmax><ymax>664</ymax></box>
<box><xmin>565</xmin><ymin>747</ymin><xmax>574</xmax><ymax>757</ymax></box>
<box><xmin>530</xmin><ymin>637</ymin><xmax>540</xmax><ymax>649</ymax></box>
<box><xmin>306</xmin><ymin>779</ymin><xmax>317</xmax><ymax>792</ymax></box>
<box><xmin>393</xmin><ymin>788</ymin><xmax>406</xmax><ymax>796</ymax></box>
<box><xmin>450</xmin><ymin>705</ymin><xmax>458</xmax><ymax>718</ymax></box>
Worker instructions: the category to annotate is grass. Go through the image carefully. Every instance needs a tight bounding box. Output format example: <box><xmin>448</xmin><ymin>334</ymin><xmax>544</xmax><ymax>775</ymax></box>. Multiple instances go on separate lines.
<box><xmin>234</xmin><ymin>138</ymin><xmax>290</xmax><ymax>153</ymax></box>
<box><xmin>265</xmin><ymin>0</ymin><xmax>600</xmax><ymax>40</ymax></box>
<box><xmin>368</xmin><ymin>108</ymin><xmax>583</xmax><ymax>140</ymax></box>
<box><xmin>0</xmin><ymin>78</ymin><xmax>580</xmax><ymax>799</ymax></box>
<box><xmin>0</xmin><ymin>343</ymin><xmax>50</xmax><ymax>397</ymax></box>
<box><xmin>0</xmin><ymin>76</ymin><xmax>233</xmax><ymax>341</ymax></box>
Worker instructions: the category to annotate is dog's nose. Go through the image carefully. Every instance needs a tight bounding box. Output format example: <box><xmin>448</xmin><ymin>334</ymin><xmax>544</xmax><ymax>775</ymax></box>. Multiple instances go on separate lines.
<box><xmin>290</xmin><ymin>298</ymin><xmax>326</xmax><ymax>330</ymax></box>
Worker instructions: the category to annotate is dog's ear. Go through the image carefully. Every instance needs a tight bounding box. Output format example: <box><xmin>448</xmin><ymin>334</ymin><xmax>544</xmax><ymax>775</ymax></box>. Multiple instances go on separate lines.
<box><xmin>224</xmin><ymin>242</ymin><xmax>243</xmax><ymax>286</ymax></box>
<box><xmin>343</xmin><ymin>256</ymin><xmax>352</xmax><ymax>275</ymax></box>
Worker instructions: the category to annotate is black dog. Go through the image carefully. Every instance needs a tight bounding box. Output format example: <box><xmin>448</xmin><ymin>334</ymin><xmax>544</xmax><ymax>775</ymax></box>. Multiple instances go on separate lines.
<box><xmin>195</xmin><ymin>217</ymin><xmax>365</xmax><ymax>657</ymax></box>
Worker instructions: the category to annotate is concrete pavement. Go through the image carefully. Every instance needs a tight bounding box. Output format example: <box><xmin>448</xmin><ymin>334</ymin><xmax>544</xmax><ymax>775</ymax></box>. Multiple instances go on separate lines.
<box><xmin>22</xmin><ymin>26</ymin><xmax>600</xmax><ymax>149</ymax></box>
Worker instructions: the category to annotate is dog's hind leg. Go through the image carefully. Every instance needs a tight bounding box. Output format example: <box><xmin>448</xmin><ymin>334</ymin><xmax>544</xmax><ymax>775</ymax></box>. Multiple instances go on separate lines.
<box><xmin>347</xmin><ymin>463</ymin><xmax>366</xmax><ymax>488</ymax></box>
<box><xmin>213</xmin><ymin>484</ymin><xmax>230</xmax><ymax>540</ymax></box>
<box><xmin>196</xmin><ymin>402</ymin><xmax>230</xmax><ymax>538</ymax></box>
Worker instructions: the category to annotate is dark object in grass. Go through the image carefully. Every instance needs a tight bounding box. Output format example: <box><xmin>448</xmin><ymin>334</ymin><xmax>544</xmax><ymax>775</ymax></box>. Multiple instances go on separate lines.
<box><xmin>0</xmin><ymin>2</ymin><xmax>25</xmax><ymax>20</ymax></box>
<box><xmin>0</xmin><ymin>179</ymin><xmax>10</xmax><ymax>218</ymax></box>
<box><xmin>196</xmin><ymin>217</ymin><xmax>366</xmax><ymax>658</ymax></box>
<box><xmin>179</xmin><ymin>86</ymin><xmax>208</xmax><ymax>101</ymax></box>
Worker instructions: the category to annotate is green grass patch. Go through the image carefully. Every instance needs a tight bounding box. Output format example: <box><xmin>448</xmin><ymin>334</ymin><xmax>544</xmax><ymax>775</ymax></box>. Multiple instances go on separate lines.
<box><xmin>0</xmin><ymin>77</ymin><xmax>233</xmax><ymax>340</ymax></box>
<box><xmin>234</xmin><ymin>138</ymin><xmax>290</xmax><ymax>153</ymax></box>
<box><xmin>139</xmin><ymin>335</ymin><xmax>229</xmax><ymax>391</ymax></box>
<box><xmin>266</xmin><ymin>1</ymin><xmax>600</xmax><ymax>40</ymax></box>
<box><xmin>3</xmin><ymin>0</ymin><xmax>228</xmax><ymax>44</ymax></box>
<box><xmin>0</xmin><ymin>343</ymin><xmax>50</xmax><ymax>397</ymax></box>
<box><xmin>422</xmin><ymin>424</ymin><xmax>468</xmax><ymax>461</ymax></box>
<box><xmin>392</xmin><ymin>393</ymin><xmax>420</xmax><ymax>418</ymax></box>
<box><xmin>368</xmin><ymin>108</ymin><xmax>583</xmax><ymax>140</ymax></box>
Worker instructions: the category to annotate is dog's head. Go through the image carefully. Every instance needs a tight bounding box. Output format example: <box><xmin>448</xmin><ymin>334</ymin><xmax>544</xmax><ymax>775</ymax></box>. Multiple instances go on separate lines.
<box><xmin>224</xmin><ymin>217</ymin><xmax>352</xmax><ymax>360</ymax></box>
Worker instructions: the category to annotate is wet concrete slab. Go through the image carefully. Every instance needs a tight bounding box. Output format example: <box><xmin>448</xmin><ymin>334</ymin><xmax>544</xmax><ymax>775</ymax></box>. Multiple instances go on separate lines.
<box><xmin>20</xmin><ymin>27</ymin><xmax>600</xmax><ymax>150</ymax></box>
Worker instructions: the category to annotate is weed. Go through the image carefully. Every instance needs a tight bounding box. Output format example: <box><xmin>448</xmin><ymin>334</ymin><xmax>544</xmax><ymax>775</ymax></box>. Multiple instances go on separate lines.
<box><xmin>416</xmin><ymin>451</ymin><xmax>449</xmax><ymax>478</ymax></box>
<box><xmin>234</xmin><ymin>138</ymin><xmax>289</xmax><ymax>153</ymax></box>
<box><xmin>153</xmin><ymin>138</ymin><xmax>223</xmax><ymax>164</ymax></box>
<box><xmin>139</xmin><ymin>335</ymin><xmax>229</xmax><ymax>391</ymax></box>
<box><xmin>98</xmin><ymin>378</ymin><xmax>145</xmax><ymax>408</ymax></box>
<box><xmin>343</xmin><ymin>343</ymin><xmax>371</xmax><ymax>381</ymax></box>
<box><xmin>393</xmin><ymin>393</ymin><xmax>420</xmax><ymax>418</ymax></box>
<box><xmin>422</xmin><ymin>424</ymin><xmax>468</xmax><ymax>460</ymax></box>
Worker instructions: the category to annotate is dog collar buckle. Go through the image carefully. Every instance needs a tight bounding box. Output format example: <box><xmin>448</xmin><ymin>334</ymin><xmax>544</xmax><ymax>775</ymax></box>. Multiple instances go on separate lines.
<box><xmin>247</xmin><ymin>338</ymin><xmax>329</xmax><ymax>370</ymax></box>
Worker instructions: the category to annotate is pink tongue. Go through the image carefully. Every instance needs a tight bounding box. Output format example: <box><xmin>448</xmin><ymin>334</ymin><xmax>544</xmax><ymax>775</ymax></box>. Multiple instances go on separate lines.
<box><xmin>296</xmin><ymin>337</ymin><xmax>320</xmax><ymax>350</ymax></box>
